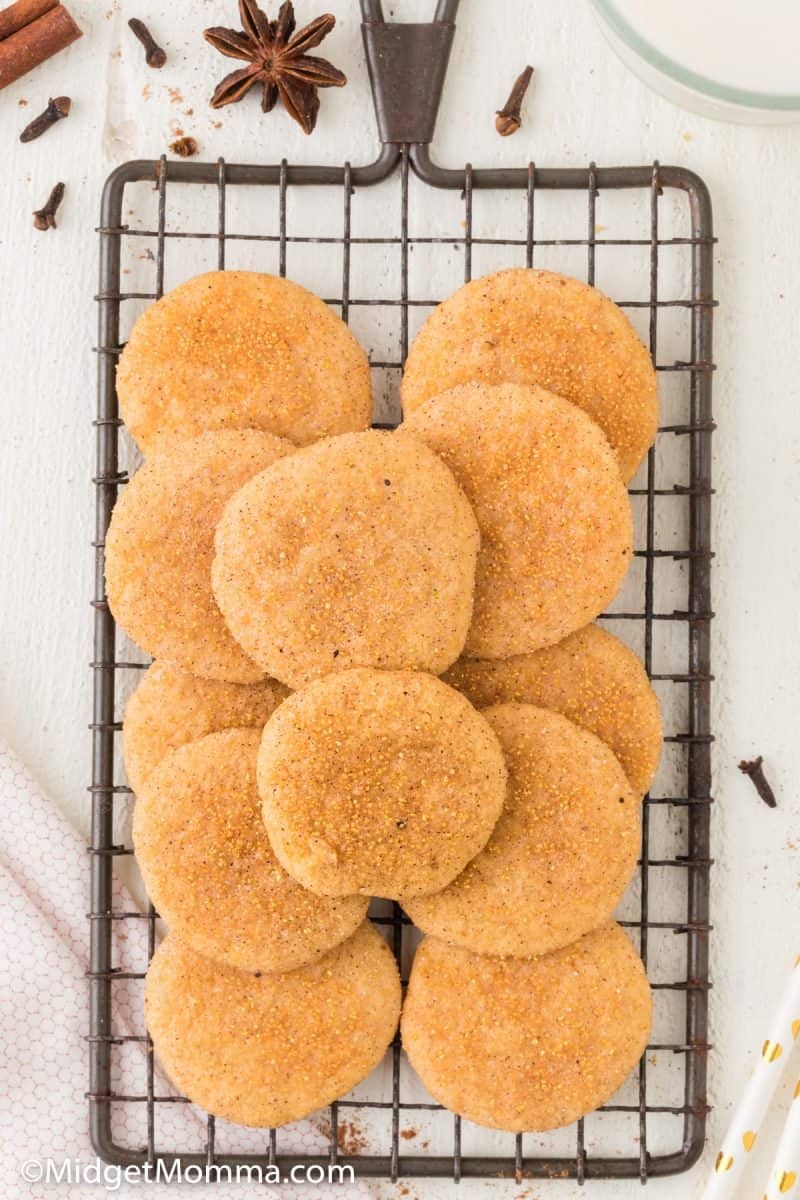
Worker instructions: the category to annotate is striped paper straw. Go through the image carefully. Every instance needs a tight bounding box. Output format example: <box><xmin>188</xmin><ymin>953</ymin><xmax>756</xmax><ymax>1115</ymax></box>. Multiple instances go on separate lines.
<box><xmin>762</xmin><ymin>1076</ymin><xmax>800</xmax><ymax>1199</ymax></box>
<box><xmin>701</xmin><ymin>954</ymin><xmax>800</xmax><ymax>1200</ymax></box>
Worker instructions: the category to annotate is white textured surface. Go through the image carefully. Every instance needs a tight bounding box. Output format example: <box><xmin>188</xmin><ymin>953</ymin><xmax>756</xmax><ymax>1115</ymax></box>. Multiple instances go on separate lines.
<box><xmin>1</xmin><ymin>1</ymin><xmax>800</xmax><ymax>1197</ymax></box>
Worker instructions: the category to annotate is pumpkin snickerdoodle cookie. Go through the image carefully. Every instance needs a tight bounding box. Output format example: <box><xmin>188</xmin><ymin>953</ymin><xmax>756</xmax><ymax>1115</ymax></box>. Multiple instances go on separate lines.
<box><xmin>443</xmin><ymin>624</ymin><xmax>662</xmax><ymax>795</ymax></box>
<box><xmin>117</xmin><ymin>271</ymin><xmax>373</xmax><ymax>454</ymax></box>
<box><xmin>401</xmin><ymin>267</ymin><xmax>658</xmax><ymax>482</ymax></box>
<box><xmin>403</xmin><ymin>382</ymin><xmax>633</xmax><ymax>660</ymax></box>
<box><xmin>257</xmin><ymin>668</ymin><xmax>507</xmax><ymax>901</ymax></box>
<box><xmin>133</xmin><ymin>729</ymin><xmax>368</xmax><ymax>974</ymax></box>
<box><xmin>105</xmin><ymin>429</ymin><xmax>292</xmax><ymax>683</ymax></box>
<box><xmin>213</xmin><ymin>430</ymin><xmax>480</xmax><ymax>689</ymax></box>
<box><xmin>401</xmin><ymin>922</ymin><xmax>652</xmax><ymax>1132</ymax></box>
<box><xmin>404</xmin><ymin>704</ymin><xmax>640</xmax><ymax>958</ymax></box>
<box><xmin>122</xmin><ymin>661</ymin><xmax>289</xmax><ymax>796</ymax></box>
<box><xmin>146</xmin><ymin>922</ymin><xmax>401</xmax><ymax>1128</ymax></box>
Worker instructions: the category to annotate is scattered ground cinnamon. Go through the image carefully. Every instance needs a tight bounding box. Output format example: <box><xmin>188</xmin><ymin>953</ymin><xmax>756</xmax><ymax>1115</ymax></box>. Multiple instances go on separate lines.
<box><xmin>316</xmin><ymin>1114</ymin><xmax>369</xmax><ymax>1156</ymax></box>
<box><xmin>336</xmin><ymin>1119</ymin><xmax>368</xmax><ymax>1155</ymax></box>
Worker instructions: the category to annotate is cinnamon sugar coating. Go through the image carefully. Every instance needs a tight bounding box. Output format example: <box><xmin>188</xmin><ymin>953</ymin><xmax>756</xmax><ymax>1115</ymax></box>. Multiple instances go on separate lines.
<box><xmin>146</xmin><ymin>923</ymin><xmax>400</xmax><ymax>1127</ymax></box>
<box><xmin>257</xmin><ymin>669</ymin><xmax>507</xmax><ymax>900</ymax></box>
<box><xmin>443</xmin><ymin>624</ymin><xmax>662</xmax><ymax>795</ymax></box>
<box><xmin>133</xmin><ymin>729</ymin><xmax>368</xmax><ymax>973</ymax></box>
<box><xmin>403</xmin><ymin>382</ymin><xmax>633</xmax><ymax>659</ymax></box>
<box><xmin>401</xmin><ymin>923</ymin><xmax>652</xmax><ymax>1132</ymax></box>
<box><xmin>105</xmin><ymin>429</ymin><xmax>293</xmax><ymax>682</ymax></box>
<box><xmin>404</xmin><ymin>704</ymin><xmax>640</xmax><ymax>957</ymax></box>
<box><xmin>401</xmin><ymin>268</ymin><xmax>658</xmax><ymax>482</ymax></box>
<box><xmin>117</xmin><ymin>271</ymin><xmax>372</xmax><ymax>454</ymax></box>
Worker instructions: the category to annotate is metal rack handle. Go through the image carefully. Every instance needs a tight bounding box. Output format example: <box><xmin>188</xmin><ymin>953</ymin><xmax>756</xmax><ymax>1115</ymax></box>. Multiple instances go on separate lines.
<box><xmin>361</xmin><ymin>0</ymin><xmax>458</xmax><ymax>145</ymax></box>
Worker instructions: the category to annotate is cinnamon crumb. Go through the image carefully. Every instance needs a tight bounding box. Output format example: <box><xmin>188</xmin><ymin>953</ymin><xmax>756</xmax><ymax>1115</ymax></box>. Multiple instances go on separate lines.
<box><xmin>337</xmin><ymin>1119</ymin><xmax>368</xmax><ymax>1155</ymax></box>
<box><xmin>316</xmin><ymin>1114</ymin><xmax>369</xmax><ymax>1156</ymax></box>
<box><xmin>169</xmin><ymin>136</ymin><xmax>199</xmax><ymax>158</ymax></box>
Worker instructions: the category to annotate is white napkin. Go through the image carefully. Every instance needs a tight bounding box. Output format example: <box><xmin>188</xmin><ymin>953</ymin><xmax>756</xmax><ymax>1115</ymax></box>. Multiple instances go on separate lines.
<box><xmin>0</xmin><ymin>741</ymin><xmax>368</xmax><ymax>1198</ymax></box>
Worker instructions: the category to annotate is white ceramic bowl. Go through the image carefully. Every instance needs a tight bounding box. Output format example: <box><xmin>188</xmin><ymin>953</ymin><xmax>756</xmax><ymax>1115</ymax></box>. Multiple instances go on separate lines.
<box><xmin>592</xmin><ymin>0</ymin><xmax>800</xmax><ymax>124</ymax></box>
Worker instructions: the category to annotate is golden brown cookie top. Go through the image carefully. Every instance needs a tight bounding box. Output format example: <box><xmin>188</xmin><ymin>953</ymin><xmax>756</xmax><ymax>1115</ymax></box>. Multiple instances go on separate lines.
<box><xmin>105</xmin><ymin>428</ymin><xmax>293</xmax><ymax>682</ymax></box>
<box><xmin>212</xmin><ymin>429</ymin><xmax>480</xmax><ymax>689</ymax></box>
<box><xmin>146</xmin><ymin>923</ymin><xmax>401</xmax><ymax>1128</ymax></box>
<box><xmin>122</xmin><ymin>661</ymin><xmax>290</xmax><ymax>796</ymax></box>
<box><xmin>117</xmin><ymin>270</ymin><xmax>372</xmax><ymax>454</ymax></box>
<box><xmin>133</xmin><ymin>728</ymin><xmax>368</xmax><ymax>973</ymax></box>
<box><xmin>404</xmin><ymin>703</ymin><xmax>640</xmax><ymax>957</ymax></box>
<box><xmin>401</xmin><ymin>923</ymin><xmax>652</xmax><ymax>1133</ymax></box>
<box><xmin>403</xmin><ymin>382</ymin><xmax>633</xmax><ymax>659</ymax></box>
<box><xmin>401</xmin><ymin>267</ymin><xmax>658</xmax><ymax>482</ymax></box>
<box><xmin>443</xmin><ymin>624</ymin><xmax>662</xmax><ymax>795</ymax></box>
<box><xmin>257</xmin><ymin>668</ymin><xmax>507</xmax><ymax>900</ymax></box>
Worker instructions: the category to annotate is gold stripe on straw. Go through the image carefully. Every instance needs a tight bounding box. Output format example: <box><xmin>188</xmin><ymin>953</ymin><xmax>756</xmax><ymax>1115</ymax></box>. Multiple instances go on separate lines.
<box><xmin>762</xmin><ymin>1077</ymin><xmax>800</xmax><ymax>1199</ymax></box>
<box><xmin>701</xmin><ymin>953</ymin><xmax>800</xmax><ymax>1200</ymax></box>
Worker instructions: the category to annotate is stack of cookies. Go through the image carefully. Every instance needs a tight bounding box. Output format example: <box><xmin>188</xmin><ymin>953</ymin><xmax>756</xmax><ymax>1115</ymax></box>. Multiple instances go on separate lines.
<box><xmin>108</xmin><ymin>266</ymin><xmax>662</xmax><ymax>1135</ymax></box>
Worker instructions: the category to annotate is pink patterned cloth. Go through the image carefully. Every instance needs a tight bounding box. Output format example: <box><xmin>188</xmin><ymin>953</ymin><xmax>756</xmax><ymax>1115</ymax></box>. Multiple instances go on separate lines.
<box><xmin>0</xmin><ymin>743</ymin><xmax>367</xmax><ymax>1198</ymax></box>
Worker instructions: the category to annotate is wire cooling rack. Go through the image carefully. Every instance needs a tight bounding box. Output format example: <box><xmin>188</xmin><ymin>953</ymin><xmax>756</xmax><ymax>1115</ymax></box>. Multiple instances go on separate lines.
<box><xmin>90</xmin><ymin>0</ymin><xmax>714</xmax><ymax>1184</ymax></box>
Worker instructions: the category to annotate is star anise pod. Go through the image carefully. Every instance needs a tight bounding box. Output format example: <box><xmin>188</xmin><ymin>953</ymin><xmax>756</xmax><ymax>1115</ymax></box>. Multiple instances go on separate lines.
<box><xmin>203</xmin><ymin>0</ymin><xmax>346</xmax><ymax>135</ymax></box>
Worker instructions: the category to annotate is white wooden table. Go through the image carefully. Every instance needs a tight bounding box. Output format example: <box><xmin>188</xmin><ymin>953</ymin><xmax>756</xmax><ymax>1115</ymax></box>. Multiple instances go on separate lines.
<box><xmin>2</xmin><ymin>1</ymin><xmax>800</xmax><ymax>1196</ymax></box>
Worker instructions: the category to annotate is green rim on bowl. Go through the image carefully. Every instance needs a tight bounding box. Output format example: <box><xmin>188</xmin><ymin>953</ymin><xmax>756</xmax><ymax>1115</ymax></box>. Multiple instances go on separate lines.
<box><xmin>593</xmin><ymin>0</ymin><xmax>800</xmax><ymax>113</ymax></box>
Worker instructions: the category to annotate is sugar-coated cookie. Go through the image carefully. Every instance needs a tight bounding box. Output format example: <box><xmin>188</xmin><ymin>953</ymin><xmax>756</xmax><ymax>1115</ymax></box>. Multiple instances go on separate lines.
<box><xmin>105</xmin><ymin>429</ymin><xmax>292</xmax><ymax>682</ymax></box>
<box><xmin>401</xmin><ymin>923</ymin><xmax>652</xmax><ymax>1132</ymax></box>
<box><xmin>122</xmin><ymin>661</ymin><xmax>289</xmax><ymax>795</ymax></box>
<box><xmin>133</xmin><ymin>729</ymin><xmax>368</xmax><ymax>973</ymax></box>
<box><xmin>257</xmin><ymin>669</ymin><xmax>507</xmax><ymax>900</ymax></box>
<box><xmin>212</xmin><ymin>430</ymin><xmax>480</xmax><ymax>688</ymax></box>
<box><xmin>401</xmin><ymin>268</ymin><xmax>658</xmax><ymax>482</ymax></box>
<box><xmin>443</xmin><ymin>624</ymin><xmax>662</xmax><ymax>794</ymax></box>
<box><xmin>403</xmin><ymin>382</ymin><xmax>632</xmax><ymax>659</ymax></box>
<box><xmin>117</xmin><ymin>271</ymin><xmax>372</xmax><ymax>454</ymax></box>
<box><xmin>404</xmin><ymin>704</ymin><xmax>640</xmax><ymax>957</ymax></box>
<box><xmin>146</xmin><ymin>923</ymin><xmax>401</xmax><ymax>1127</ymax></box>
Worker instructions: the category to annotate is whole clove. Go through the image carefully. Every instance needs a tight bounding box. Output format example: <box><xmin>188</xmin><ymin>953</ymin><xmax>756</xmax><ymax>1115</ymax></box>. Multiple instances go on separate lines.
<box><xmin>19</xmin><ymin>94</ymin><xmax>71</xmax><ymax>142</ymax></box>
<box><xmin>495</xmin><ymin>65</ymin><xmax>534</xmax><ymax>137</ymax></box>
<box><xmin>128</xmin><ymin>17</ymin><xmax>166</xmax><ymax>68</ymax></box>
<box><xmin>738</xmin><ymin>755</ymin><xmax>777</xmax><ymax>808</ymax></box>
<box><xmin>32</xmin><ymin>180</ymin><xmax>65</xmax><ymax>230</ymax></box>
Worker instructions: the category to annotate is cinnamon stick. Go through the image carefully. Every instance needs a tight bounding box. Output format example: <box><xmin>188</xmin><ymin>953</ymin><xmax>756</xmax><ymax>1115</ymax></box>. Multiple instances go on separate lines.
<box><xmin>0</xmin><ymin>2</ymin><xmax>81</xmax><ymax>90</ymax></box>
<box><xmin>0</xmin><ymin>0</ymin><xmax>57</xmax><ymax>41</ymax></box>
